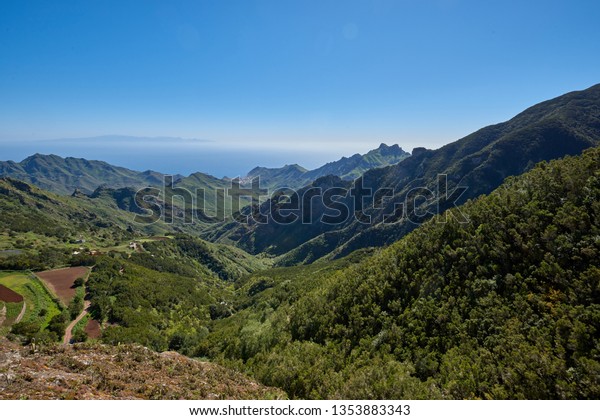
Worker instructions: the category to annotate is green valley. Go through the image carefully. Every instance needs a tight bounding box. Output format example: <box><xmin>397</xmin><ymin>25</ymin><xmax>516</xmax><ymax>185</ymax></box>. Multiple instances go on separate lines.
<box><xmin>1</xmin><ymin>85</ymin><xmax>600</xmax><ymax>400</ymax></box>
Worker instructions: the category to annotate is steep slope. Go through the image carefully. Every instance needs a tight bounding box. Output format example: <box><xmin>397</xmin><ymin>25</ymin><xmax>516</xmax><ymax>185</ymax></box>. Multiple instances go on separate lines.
<box><xmin>306</xmin><ymin>143</ymin><xmax>409</xmax><ymax>182</ymax></box>
<box><xmin>0</xmin><ymin>153</ymin><xmax>174</xmax><ymax>195</ymax></box>
<box><xmin>245</xmin><ymin>164</ymin><xmax>308</xmax><ymax>191</ymax></box>
<box><xmin>0</xmin><ymin>338</ymin><xmax>285</xmax><ymax>399</ymax></box>
<box><xmin>208</xmin><ymin>83</ymin><xmax>600</xmax><ymax>263</ymax></box>
<box><xmin>243</xmin><ymin>143</ymin><xmax>409</xmax><ymax>191</ymax></box>
<box><xmin>199</xmin><ymin>146</ymin><xmax>600</xmax><ymax>399</ymax></box>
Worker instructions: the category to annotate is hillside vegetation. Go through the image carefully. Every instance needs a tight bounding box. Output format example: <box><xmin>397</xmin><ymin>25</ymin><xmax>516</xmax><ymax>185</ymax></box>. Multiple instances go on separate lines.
<box><xmin>1</xmin><ymin>86</ymin><xmax>600</xmax><ymax>400</ymax></box>
<box><xmin>0</xmin><ymin>153</ymin><xmax>170</xmax><ymax>195</ymax></box>
<box><xmin>196</xmin><ymin>147</ymin><xmax>600</xmax><ymax>399</ymax></box>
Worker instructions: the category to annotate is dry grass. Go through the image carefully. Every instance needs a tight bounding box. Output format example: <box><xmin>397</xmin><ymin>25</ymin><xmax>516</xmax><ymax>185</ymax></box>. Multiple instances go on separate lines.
<box><xmin>0</xmin><ymin>339</ymin><xmax>286</xmax><ymax>400</ymax></box>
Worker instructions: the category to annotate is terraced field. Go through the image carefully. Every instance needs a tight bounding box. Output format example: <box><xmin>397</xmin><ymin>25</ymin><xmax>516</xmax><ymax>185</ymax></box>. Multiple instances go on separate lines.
<box><xmin>0</xmin><ymin>272</ymin><xmax>61</xmax><ymax>332</ymax></box>
<box><xmin>0</xmin><ymin>283</ymin><xmax>25</xmax><ymax>330</ymax></box>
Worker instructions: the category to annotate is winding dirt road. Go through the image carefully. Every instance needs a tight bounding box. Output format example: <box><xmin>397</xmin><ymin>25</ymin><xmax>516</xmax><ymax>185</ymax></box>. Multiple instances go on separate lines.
<box><xmin>0</xmin><ymin>305</ymin><xmax>6</xmax><ymax>327</ymax></box>
<box><xmin>63</xmin><ymin>301</ymin><xmax>90</xmax><ymax>345</ymax></box>
<box><xmin>15</xmin><ymin>301</ymin><xmax>26</xmax><ymax>324</ymax></box>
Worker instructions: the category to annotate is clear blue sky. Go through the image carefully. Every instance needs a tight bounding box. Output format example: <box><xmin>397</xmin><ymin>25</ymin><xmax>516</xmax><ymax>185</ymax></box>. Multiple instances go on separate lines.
<box><xmin>1</xmin><ymin>0</ymin><xmax>599</xmax><ymax>176</ymax></box>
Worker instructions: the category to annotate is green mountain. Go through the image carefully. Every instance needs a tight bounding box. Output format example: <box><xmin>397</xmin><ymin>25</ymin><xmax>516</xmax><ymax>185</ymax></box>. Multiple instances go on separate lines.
<box><xmin>244</xmin><ymin>143</ymin><xmax>409</xmax><ymax>191</ymax></box>
<box><xmin>2</xmin><ymin>84</ymin><xmax>600</xmax><ymax>400</ymax></box>
<box><xmin>0</xmin><ymin>153</ymin><xmax>242</xmax><ymax>224</ymax></box>
<box><xmin>245</xmin><ymin>164</ymin><xmax>308</xmax><ymax>191</ymax></box>
<box><xmin>0</xmin><ymin>153</ymin><xmax>173</xmax><ymax>195</ymax></box>
<box><xmin>305</xmin><ymin>143</ymin><xmax>409</xmax><ymax>182</ymax></box>
<box><xmin>0</xmin><ymin>177</ymin><xmax>267</xmax><ymax>277</ymax></box>
<box><xmin>0</xmin><ymin>177</ymin><xmax>148</xmax><ymax>261</ymax></box>
<box><xmin>208</xmin><ymin>83</ymin><xmax>600</xmax><ymax>264</ymax></box>
<box><xmin>197</xmin><ymin>146</ymin><xmax>600</xmax><ymax>399</ymax></box>
<box><xmin>0</xmin><ymin>144</ymin><xmax>407</xmax><ymax>223</ymax></box>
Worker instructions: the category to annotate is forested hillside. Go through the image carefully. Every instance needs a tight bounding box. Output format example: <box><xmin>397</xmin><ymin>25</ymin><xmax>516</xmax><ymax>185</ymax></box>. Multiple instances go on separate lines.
<box><xmin>197</xmin><ymin>147</ymin><xmax>600</xmax><ymax>399</ymax></box>
<box><xmin>2</xmin><ymin>87</ymin><xmax>599</xmax><ymax>400</ymax></box>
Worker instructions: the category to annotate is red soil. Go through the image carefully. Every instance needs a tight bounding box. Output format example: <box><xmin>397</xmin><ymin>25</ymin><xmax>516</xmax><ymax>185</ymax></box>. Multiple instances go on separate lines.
<box><xmin>85</xmin><ymin>319</ymin><xmax>102</xmax><ymax>339</ymax></box>
<box><xmin>0</xmin><ymin>284</ymin><xmax>24</xmax><ymax>303</ymax></box>
<box><xmin>35</xmin><ymin>266</ymin><xmax>89</xmax><ymax>304</ymax></box>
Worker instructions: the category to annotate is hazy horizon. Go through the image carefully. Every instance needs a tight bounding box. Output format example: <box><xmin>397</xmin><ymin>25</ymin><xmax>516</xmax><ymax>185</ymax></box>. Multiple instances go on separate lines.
<box><xmin>0</xmin><ymin>135</ymin><xmax>414</xmax><ymax>178</ymax></box>
<box><xmin>2</xmin><ymin>0</ymin><xmax>599</xmax><ymax>178</ymax></box>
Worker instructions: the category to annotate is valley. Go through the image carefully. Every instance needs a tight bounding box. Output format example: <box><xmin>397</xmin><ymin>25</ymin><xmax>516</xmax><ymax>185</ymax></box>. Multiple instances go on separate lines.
<box><xmin>1</xmin><ymin>85</ymin><xmax>600</xmax><ymax>399</ymax></box>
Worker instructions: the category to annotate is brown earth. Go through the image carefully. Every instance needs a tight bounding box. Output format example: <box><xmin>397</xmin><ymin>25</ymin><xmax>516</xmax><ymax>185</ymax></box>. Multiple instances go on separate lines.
<box><xmin>0</xmin><ymin>284</ymin><xmax>24</xmax><ymax>303</ymax></box>
<box><xmin>35</xmin><ymin>267</ymin><xmax>89</xmax><ymax>304</ymax></box>
<box><xmin>84</xmin><ymin>319</ymin><xmax>101</xmax><ymax>339</ymax></box>
<box><xmin>0</xmin><ymin>339</ymin><xmax>286</xmax><ymax>400</ymax></box>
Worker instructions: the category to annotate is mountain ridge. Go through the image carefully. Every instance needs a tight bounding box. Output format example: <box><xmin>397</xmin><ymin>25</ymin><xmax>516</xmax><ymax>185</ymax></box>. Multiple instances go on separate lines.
<box><xmin>0</xmin><ymin>143</ymin><xmax>409</xmax><ymax>197</ymax></box>
<box><xmin>206</xmin><ymin>83</ymin><xmax>600</xmax><ymax>264</ymax></box>
<box><xmin>0</xmin><ymin>153</ymin><xmax>178</xmax><ymax>195</ymax></box>
<box><xmin>241</xmin><ymin>143</ymin><xmax>409</xmax><ymax>191</ymax></box>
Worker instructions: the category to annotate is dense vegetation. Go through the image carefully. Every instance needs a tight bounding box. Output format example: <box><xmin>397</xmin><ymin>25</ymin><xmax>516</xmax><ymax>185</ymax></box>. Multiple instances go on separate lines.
<box><xmin>86</xmin><ymin>255</ymin><xmax>219</xmax><ymax>353</ymax></box>
<box><xmin>2</xmin><ymin>86</ymin><xmax>600</xmax><ymax>400</ymax></box>
<box><xmin>197</xmin><ymin>147</ymin><xmax>600</xmax><ymax>399</ymax></box>
<box><xmin>80</xmin><ymin>235</ymin><xmax>267</xmax><ymax>353</ymax></box>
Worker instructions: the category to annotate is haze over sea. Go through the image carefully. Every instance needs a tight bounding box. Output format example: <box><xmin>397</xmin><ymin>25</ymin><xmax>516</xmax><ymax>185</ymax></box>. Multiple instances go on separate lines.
<box><xmin>2</xmin><ymin>1</ymin><xmax>599</xmax><ymax>178</ymax></box>
<box><xmin>0</xmin><ymin>136</ymin><xmax>369</xmax><ymax>178</ymax></box>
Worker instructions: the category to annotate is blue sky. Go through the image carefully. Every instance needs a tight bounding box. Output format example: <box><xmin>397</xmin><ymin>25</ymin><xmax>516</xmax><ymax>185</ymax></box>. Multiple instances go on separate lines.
<box><xmin>1</xmin><ymin>0</ymin><xmax>599</xmax><ymax>176</ymax></box>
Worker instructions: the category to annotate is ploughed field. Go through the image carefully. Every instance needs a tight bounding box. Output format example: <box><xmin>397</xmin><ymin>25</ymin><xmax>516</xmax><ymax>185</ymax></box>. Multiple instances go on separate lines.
<box><xmin>84</xmin><ymin>319</ymin><xmax>101</xmax><ymax>339</ymax></box>
<box><xmin>0</xmin><ymin>284</ymin><xmax>23</xmax><ymax>303</ymax></box>
<box><xmin>35</xmin><ymin>266</ymin><xmax>89</xmax><ymax>304</ymax></box>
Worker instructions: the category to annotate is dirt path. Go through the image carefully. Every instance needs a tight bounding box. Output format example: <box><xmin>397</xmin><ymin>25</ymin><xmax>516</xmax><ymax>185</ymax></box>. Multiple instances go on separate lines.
<box><xmin>14</xmin><ymin>301</ymin><xmax>26</xmax><ymax>324</ymax></box>
<box><xmin>0</xmin><ymin>304</ymin><xmax>6</xmax><ymax>327</ymax></box>
<box><xmin>63</xmin><ymin>300</ymin><xmax>90</xmax><ymax>345</ymax></box>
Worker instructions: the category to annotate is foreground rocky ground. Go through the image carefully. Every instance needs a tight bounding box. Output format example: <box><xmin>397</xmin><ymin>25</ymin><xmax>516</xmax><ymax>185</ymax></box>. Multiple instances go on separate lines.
<box><xmin>0</xmin><ymin>339</ymin><xmax>285</xmax><ymax>400</ymax></box>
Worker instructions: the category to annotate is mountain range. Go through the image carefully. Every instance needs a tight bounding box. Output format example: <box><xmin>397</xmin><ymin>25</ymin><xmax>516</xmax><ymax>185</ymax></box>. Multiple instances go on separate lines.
<box><xmin>242</xmin><ymin>143</ymin><xmax>409</xmax><ymax>190</ymax></box>
<box><xmin>0</xmin><ymin>154</ymin><xmax>171</xmax><ymax>196</ymax></box>
<box><xmin>206</xmin><ymin>83</ymin><xmax>600</xmax><ymax>265</ymax></box>
<box><xmin>0</xmin><ymin>143</ymin><xmax>409</xmax><ymax>197</ymax></box>
<box><xmin>1</xmin><ymin>83</ymin><xmax>600</xmax><ymax>400</ymax></box>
